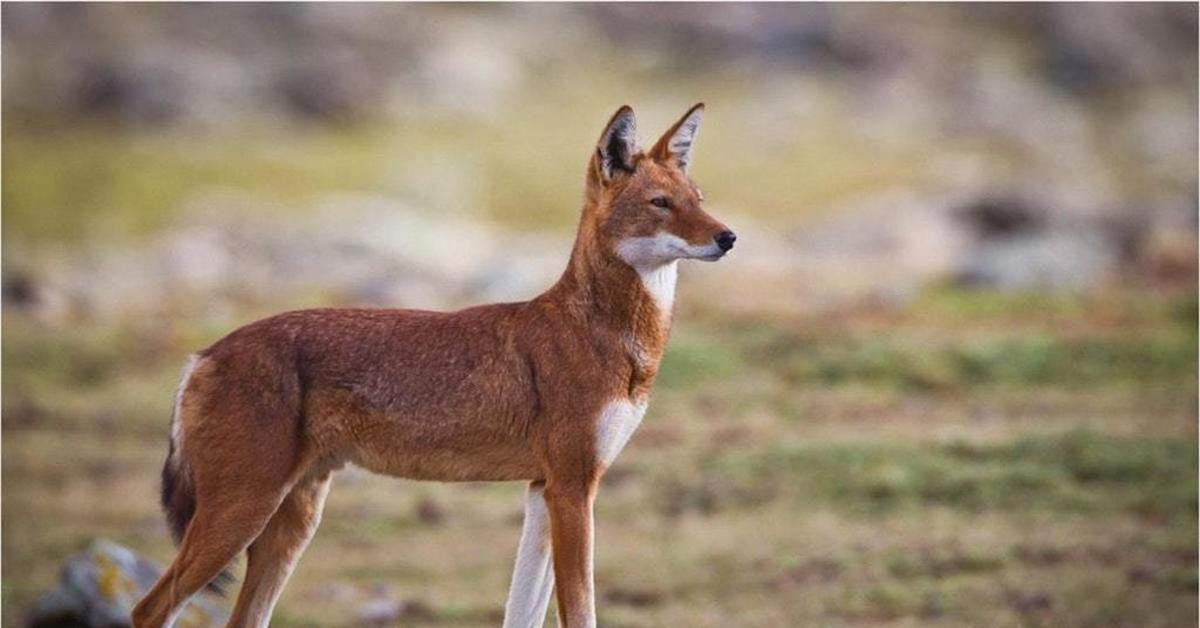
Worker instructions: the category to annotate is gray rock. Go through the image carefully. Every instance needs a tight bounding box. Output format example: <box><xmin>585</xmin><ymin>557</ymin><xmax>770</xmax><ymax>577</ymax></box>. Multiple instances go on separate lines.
<box><xmin>951</xmin><ymin>194</ymin><xmax>1131</xmax><ymax>291</ymax></box>
<box><xmin>956</xmin><ymin>229</ymin><xmax>1118</xmax><ymax>291</ymax></box>
<box><xmin>28</xmin><ymin>539</ymin><xmax>227</xmax><ymax>628</ymax></box>
<box><xmin>357</xmin><ymin>594</ymin><xmax>434</xmax><ymax>626</ymax></box>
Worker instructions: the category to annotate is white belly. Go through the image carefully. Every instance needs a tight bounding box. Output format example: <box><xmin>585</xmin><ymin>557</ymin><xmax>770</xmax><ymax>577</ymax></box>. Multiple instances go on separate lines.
<box><xmin>594</xmin><ymin>399</ymin><xmax>648</xmax><ymax>467</ymax></box>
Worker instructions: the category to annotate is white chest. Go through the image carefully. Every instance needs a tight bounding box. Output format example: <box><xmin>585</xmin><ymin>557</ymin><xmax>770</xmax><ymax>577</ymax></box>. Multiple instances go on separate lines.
<box><xmin>594</xmin><ymin>399</ymin><xmax>648</xmax><ymax>468</ymax></box>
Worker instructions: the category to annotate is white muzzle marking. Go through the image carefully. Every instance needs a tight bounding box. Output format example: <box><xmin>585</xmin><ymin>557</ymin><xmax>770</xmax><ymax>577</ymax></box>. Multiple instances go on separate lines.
<box><xmin>616</xmin><ymin>233</ymin><xmax>722</xmax><ymax>314</ymax></box>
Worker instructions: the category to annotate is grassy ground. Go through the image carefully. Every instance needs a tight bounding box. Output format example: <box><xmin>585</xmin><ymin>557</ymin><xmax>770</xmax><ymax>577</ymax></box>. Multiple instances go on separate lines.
<box><xmin>4</xmin><ymin>8</ymin><xmax>1196</xmax><ymax>625</ymax></box>
<box><xmin>3</xmin><ymin>286</ymin><xmax>1195</xmax><ymax>627</ymax></box>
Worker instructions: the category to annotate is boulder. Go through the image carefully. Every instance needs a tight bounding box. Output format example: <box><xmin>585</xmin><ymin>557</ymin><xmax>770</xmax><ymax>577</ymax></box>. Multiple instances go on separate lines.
<box><xmin>28</xmin><ymin>540</ymin><xmax>227</xmax><ymax>628</ymax></box>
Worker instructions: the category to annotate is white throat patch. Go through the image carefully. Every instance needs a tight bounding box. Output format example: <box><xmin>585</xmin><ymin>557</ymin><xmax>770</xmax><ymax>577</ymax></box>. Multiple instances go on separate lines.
<box><xmin>637</xmin><ymin>261</ymin><xmax>678</xmax><ymax>314</ymax></box>
<box><xmin>615</xmin><ymin>234</ymin><xmax>687</xmax><ymax>315</ymax></box>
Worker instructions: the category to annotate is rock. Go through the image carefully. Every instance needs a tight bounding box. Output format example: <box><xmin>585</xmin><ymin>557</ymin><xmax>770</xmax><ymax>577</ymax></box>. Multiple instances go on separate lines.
<box><xmin>30</xmin><ymin>192</ymin><xmax>580</xmax><ymax>322</ymax></box>
<box><xmin>2</xmin><ymin>268</ymin><xmax>39</xmax><ymax>308</ymax></box>
<box><xmin>955</xmin><ymin>225</ymin><xmax>1120</xmax><ymax>291</ymax></box>
<box><xmin>415</xmin><ymin>496</ymin><xmax>447</xmax><ymax>526</ymax></box>
<box><xmin>278</xmin><ymin>48</ymin><xmax>379</xmax><ymax>121</ymax></box>
<box><xmin>28</xmin><ymin>539</ymin><xmax>227</xmax><ymax>628</ymax></box>
<box><xmin>1131</xmin><ymin>201</ymin><xmax>1199</xmax><ymax>285</ymax></box>
<box><xmin>956</xmin><ymin>196</ymin><xmax>1046</xmax><ymax>239</ymax></box>
<box><xmin>357</xmin><ymin>594</ymin><xmax>434</xmax><ymax>626</ymax></box>
<box><xmin>1037</xmin><ymin>4</ymin><xmax>1196</xmax><ymax>93</ymax></box>
<box><xmin>310</xmin><ymin>581</ymin><xmax>359</xmax><ymax>604</ymax></box>
<box><xmin>603</xmin><ymin>586</ymin><xmax>663</xmax><ymax>608</ymax></box>
<box><xmin>418</xmin><ymin>31</ymin><xmax>524</xmax><ymax>112</ymax></box>
<box><xmin>951</xmin><ymin>194</ymin><xmax>1128</xmax><ymax>291</ymax></box>
<box><xmin>358</xmin><ymin>598</ymin><xmax>406</xmax><ymax>625</ymax></box>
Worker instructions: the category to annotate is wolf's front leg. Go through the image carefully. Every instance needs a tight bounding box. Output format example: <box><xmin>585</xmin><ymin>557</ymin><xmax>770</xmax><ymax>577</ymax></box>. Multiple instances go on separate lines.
<box><xmin>503</xmin><ymin>481</ymin><xmax>556</xmax><ymax>628</ymax></box>
<box><xmin>544</xmin><ymin>479</ymin><xmax>597</xmax><ymax>628</ymax></box>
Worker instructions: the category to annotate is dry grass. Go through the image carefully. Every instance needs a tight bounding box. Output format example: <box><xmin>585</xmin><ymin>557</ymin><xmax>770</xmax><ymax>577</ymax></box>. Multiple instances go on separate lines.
<box><xmin>3</xmin><ymin>286</ymin><xmax>1195</xmax><ymax>627</ymax></box>
<box><xmin>4</xmin><ymin>8</ymin><xmax>1196</xmax><ymax>626</ymax></box>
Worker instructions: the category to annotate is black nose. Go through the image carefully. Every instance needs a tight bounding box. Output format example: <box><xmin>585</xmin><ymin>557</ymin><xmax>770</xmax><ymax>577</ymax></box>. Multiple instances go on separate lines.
<box><xmin>714</xmin><ymin>230</ymin><xmax>737</xmax><ymax>252</ymax></box>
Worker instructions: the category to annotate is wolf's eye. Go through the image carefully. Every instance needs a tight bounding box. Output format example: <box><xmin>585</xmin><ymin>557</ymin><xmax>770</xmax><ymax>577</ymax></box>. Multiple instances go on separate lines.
<box><xmin>650</xmin><ymin>197</ymin><xmax>670</xmax><ymax>209</ymax></box>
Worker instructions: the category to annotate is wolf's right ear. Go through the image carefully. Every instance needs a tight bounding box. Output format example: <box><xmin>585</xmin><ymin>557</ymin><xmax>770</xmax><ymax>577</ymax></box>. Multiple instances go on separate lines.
<box><xmin>595</xmin><ymin>106</ymin><xmax>639</xmax><ymax>182</ymax></box>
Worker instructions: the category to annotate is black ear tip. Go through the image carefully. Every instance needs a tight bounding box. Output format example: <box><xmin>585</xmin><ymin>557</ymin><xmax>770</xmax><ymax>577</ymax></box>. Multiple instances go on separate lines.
<box><xmin>607</xmin><ymin>105</ymin><xmax>636</xmax><ymax>131</ymax></box>
<box><xmin>691</xmin><ymin>102</ymin><xmax>706</xmax><ymax>113</ymax></box>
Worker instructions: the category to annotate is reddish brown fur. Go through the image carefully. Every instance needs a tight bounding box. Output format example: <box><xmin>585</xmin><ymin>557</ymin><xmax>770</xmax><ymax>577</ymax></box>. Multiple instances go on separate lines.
<box><xmin>132</xmin><ymin>104</ymin><xmax>731</xmax><ymax>627</ymax></box>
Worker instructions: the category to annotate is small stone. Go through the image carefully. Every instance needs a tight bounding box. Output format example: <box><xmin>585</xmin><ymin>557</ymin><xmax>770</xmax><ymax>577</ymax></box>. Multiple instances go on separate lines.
<box><xmin>416</xmin><ymin>496</ymin><xmax>446</xmax><ymax>525</ymax></box>
<box><xmin>358</xmin><ymin>598</ymin><xmax>406</xmax><ymax>625</ymax></box>
<box><xmin>357</xmin><ymin>592</ymin><xmax>434</xmax><ymax>625</ymax></box>
<box><xmin>28</xmin><ymin>539</ymin><xmax>228</xmax><ymax>627</ymax></box>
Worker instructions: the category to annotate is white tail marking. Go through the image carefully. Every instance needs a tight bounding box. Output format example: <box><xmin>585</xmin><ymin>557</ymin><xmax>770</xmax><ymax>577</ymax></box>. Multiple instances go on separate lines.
<box><xmin>169</xmin><ymin>354</ymin><xmax>200</xmax><ymax>463</ymax></box>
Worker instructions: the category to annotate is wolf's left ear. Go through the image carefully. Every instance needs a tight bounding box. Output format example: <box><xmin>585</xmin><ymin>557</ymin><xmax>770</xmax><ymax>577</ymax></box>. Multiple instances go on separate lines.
<box><xmin>596</xmin><ymin>105</ymin><xmax>640</xmax><ymax>182</ymax></box>
<box><xmin>650</xmin><ymin>103</ymin><xmax>704</xmax><ymax>172</ymax></box>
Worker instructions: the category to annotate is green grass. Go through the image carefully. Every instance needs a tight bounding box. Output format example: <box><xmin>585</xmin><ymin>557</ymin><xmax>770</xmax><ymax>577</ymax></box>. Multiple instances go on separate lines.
<box><xmin>3</xmin><ymin>281</ymin><xmax>1196</xmax><ymax>626</ymax></box>
<box><xmin>689</xmin><ymin>288</ymin><xmax>1199</xmax><ymax>393</ymax></box>
<box><xmin>1</xmin><ymin>124</ymin><xmax>398</xmax><ymax>245</ymax></box>
<box><xmin>655</xmin><ymin>328</ymin><xmax>745</xmax><ymax>389</ymax></box>
<box><xmin>703</xmin><ymin>430</ymin><xmax>1197</xmax><ymax>517</ymax></box>
<box><xmin>763</xmin><ymin>332</ymin><xmax>1197</xmax><ymax>390</ymax></box>
<box><xmin>4</xmin><ymin>15</ymin><xmax>1197</xmax><ymax>625</ymax></box>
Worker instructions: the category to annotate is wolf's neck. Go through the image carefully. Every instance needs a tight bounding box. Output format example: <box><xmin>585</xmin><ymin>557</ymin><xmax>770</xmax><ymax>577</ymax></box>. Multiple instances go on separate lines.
<box><xmin>630</xmin><ymin>261</ymin><xmax>677</xmax><ymax>320</ymax></box>
<box><xmin>549</xmin><ymin>238</ymin><xmax>677</xmax><ymax>333</ymax></box>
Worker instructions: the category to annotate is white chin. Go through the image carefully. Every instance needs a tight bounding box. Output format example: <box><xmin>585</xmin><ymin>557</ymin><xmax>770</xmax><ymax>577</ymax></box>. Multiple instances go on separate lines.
<box><xmin>617</xmin><ymin>234</ymin><xmax>726</xmax><ymax>267</ymax></box>
<box><xmin>689</xmin><ymin>248</ymin><xmax>726</xmax><ymax>262</ymax></box>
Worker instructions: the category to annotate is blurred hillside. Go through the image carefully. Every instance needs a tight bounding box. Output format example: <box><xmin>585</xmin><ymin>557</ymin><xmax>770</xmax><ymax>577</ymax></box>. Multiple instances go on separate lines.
<box><xmin>3</xmin><ymin>4</ymin><xmax>1197</xmax><ymax>627</ymax></box>
<box><xmin>4</xmin><ymin>3</ymin><xmax>1197</xmax><ymax>320</ymax></box>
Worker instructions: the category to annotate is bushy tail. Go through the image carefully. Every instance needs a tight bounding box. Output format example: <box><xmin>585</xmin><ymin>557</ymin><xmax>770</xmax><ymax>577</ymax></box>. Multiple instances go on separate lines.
<box><xmin>160</xmin><ymin>438</ymin><xmax>195</xmax><ymax>545</ymax></box>
<box><xmin>160</xmin><ymin>359</ymin><xmax>235</xmax><ymax>594</ymax></box>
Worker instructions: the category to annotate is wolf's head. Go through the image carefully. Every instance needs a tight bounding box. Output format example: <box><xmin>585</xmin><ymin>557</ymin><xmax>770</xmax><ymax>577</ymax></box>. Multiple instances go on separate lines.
<box><xmin>581</xmin><ymin>104</ymin><xmax>735</xmax><ymax>270</ymax></box>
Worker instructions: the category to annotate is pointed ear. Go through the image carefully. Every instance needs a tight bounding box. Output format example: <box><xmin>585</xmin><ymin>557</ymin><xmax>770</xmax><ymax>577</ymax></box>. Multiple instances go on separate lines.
<box><xmin>595</xmin><ymin>105</ymin><xmax>639</xmax><ymax>182</ymax></box>
<box><xmin>650</xmin><ymin>103</ymin><xmax>704</xmax><ymax>172</ymax></box>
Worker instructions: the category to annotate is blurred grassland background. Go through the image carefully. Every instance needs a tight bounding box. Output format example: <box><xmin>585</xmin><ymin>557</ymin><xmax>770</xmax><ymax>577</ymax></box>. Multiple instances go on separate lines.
<box><xmin>2</xmin><ymin>3</ymin><xmax>1198</xmax><ymax>627</ymax></box>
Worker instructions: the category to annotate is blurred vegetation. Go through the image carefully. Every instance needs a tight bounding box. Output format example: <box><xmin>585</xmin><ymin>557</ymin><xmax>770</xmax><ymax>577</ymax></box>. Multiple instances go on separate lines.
<box><xmin>2</xmin><ymin>88</ymin><xmax>937</xmax><ymax>250</ymax></box>
<box><xmin>664</xmin><ymin>288</ymin><xmax>1197</xmax><ymax>392</ymax></box>
<box><xmin>5</xmin><ymin>284</ymin><xmax>1195</xmax><ymax>626</ymax></box>
<box><xmin>3</xmin><ymin>3</ymin><xmax>1197</xmax><ymax>627</ymax></box>
<box><xmin>3</xmin><ymin>125</ymin><xmax>391</xmax><ymax>242</ymax></box>
<box><xmin>714</xmin><ymin>429</ymin><xmax>1196</xmax><ymax>517</ymax></box>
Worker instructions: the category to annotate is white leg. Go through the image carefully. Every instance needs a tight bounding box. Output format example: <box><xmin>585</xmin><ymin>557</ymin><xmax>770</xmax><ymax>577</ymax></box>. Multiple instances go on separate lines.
<box><xmin>503</xmin><ymin>482</ymin><xmax>556</xmax><ymax>628</ymax></box>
